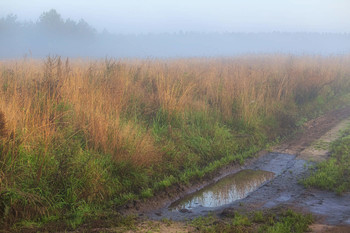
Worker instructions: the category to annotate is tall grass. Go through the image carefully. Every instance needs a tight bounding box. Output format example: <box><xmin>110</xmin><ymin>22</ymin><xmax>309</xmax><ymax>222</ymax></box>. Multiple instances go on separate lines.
<box><xmin>1</xmin><ymin>55</ymin><xmax>350</xmax><ymax>228</ymax></box>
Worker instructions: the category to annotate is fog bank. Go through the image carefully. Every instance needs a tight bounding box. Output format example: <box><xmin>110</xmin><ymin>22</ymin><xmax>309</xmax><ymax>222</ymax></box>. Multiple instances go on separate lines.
<box><xmin>1</xmin><ymin>10</ymin><xmax>350</xmax><ymax>59</ymax></box>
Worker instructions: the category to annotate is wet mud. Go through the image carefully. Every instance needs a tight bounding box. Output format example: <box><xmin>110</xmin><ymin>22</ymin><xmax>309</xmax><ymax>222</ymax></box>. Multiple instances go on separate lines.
<box><xmin>238</xmin><ymin>155</ymin><xmax>350</xmax><ymax>226</ymax></box>
<box><xmin>148</xmin><ymin>152</ymin><xmax>350</xmax><ymax>226</ymax></box>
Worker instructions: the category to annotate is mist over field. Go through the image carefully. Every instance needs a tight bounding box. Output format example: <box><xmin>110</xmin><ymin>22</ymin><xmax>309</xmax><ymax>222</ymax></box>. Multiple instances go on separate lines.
<box><xmin>1</xmin><ymin>9</ymin><xmax>350</xmax><ymax>59</ymax></box>
<box><xmin>3</xmin><ymin>1</ymin><xmax>350</xmax><ymax>231</ymax></box>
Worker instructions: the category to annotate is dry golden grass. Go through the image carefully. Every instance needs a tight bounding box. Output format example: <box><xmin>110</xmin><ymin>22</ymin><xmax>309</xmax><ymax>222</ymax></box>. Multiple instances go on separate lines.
<box><xmin>0</xmin><ymin>111</ymin><xmax>6</xmax><ymax>138</ymax></box>
<box><xmin>0</xmin><ymin>55</ymin><xmax>350</xmax><ymax>168</ymax></box>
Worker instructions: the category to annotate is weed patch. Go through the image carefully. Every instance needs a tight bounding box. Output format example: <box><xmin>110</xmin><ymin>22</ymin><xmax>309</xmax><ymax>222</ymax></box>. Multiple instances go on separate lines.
<box><xmin>190</xmin><ymin>209</ymin><xmax>312</xmax><ymax>233</ymax></box>
<box><xmin>303</xmin><ymin>127</ymin><xmax>350</xmax><ymax>193</ymax></box>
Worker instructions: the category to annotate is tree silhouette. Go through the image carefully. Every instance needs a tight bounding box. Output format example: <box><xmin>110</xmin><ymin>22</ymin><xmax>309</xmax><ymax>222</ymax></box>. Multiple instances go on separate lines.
<box><xmin>0</xmin><ymin>14</ymin><xmax>20</xmax><ymax>33</ymax></box>
<box><xmin>38</xmin><ymin>9</ymin><xmax>64</xmax><ymax>34</ymax></box>
<box><xmin>36</xmin><ymin>9</ymin><xmax>95</xmax><ymax>38</ymax></box>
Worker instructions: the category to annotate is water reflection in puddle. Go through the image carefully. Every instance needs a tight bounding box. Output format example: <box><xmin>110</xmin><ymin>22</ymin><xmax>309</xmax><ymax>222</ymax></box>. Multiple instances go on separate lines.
<box><xmin>169</xmin><ymin>169</ymin><xmax>274</xmax><ymax>210</ymax></box>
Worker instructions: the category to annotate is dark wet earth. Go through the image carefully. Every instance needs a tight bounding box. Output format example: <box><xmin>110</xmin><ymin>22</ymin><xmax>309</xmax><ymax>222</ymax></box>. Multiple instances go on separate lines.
<box><xmin>147</xmin><ymin>152</ymin><xmax>350</xmax><ymax>225</ymax></box>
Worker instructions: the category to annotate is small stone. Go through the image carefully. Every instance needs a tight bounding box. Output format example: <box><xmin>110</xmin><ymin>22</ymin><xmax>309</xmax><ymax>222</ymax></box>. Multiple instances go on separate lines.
<box><xmin>179</xmin><ymin>208</ymin><xmax>192</xmax><ymax>213</ymax></box>
<box><xmin>221</xmin><ymin>208</ymin><xmax>236</xmax><ymax>217</ymax></box>
<box><xmin>126</xmin><ymin>203</ymin><xmax>133</xmax><ymax>209</ymax></box>
<box><xmin>155</xmin><ymin>211</ymin><xmax>162</xmax><ymax>216</ymax></box>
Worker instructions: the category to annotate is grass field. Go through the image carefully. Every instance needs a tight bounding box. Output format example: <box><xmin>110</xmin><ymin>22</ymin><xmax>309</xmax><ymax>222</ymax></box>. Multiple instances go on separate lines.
<box><xmin>1</xmin><ymin>55</ymin><xmax>350</xmax><ymax>229</ymax></box>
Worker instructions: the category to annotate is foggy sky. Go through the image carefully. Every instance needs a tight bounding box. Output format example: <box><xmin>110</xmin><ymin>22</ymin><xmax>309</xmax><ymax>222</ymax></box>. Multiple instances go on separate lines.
<box><xmin>1</xmin><ymin>0</ymin><xmax>350</xmax><ymax>34</ymax></box>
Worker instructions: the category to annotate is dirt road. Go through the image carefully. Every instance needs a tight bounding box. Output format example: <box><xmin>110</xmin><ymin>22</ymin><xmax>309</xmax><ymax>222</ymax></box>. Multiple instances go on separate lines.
<box><xmin>143</xmin><ymin>107</ymin><xmax>350</xmax><ymax>232</ymax></box>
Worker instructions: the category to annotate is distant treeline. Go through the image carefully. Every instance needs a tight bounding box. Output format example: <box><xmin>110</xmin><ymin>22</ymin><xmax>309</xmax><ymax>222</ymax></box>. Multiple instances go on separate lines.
<box><xmin>1</xmin><ymin>9</ymin><xmax>350</xmax><ymax>58</ymax></box>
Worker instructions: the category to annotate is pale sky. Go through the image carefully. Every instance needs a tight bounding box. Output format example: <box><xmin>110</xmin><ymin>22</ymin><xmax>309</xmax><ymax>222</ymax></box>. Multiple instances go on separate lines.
<box><xmin>1</xmin><ymin>0</ymin><xmax>349</xmax><ymax>34</ymax></box>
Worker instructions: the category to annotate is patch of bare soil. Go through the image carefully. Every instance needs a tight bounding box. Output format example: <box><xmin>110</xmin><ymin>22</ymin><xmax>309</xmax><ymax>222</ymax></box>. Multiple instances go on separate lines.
<box><xmin>123</xmin><ymin>221</ymin><xmax>191</xmax><ymax>233</ymax></box>
<box><xmin>88</xmin><ymin>221</ymin><xmax>191</xmax><ymax>233</ymax></box>
<box><xmin>310</xmin><ymin>224</ymin><xmax>350</xmax><ymax>233</ymax></box>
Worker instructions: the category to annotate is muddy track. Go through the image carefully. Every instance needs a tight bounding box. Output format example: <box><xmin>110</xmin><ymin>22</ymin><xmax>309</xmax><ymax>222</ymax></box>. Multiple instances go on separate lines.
<box><xmin>128</xmin><ymin>106</ymin><xmax>350</xmax><ymax>229</ymax></box>
<box><xmin>274</xmin><ymin>106</ymin><xmax>350</xmax><ymax>155</ymax></box>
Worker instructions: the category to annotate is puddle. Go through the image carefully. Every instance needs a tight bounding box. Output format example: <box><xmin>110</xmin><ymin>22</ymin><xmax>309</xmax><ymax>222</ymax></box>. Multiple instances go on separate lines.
<box><xmin>169</xmin><ymin>169</ymin><xmax>274</xmax><ymax>210</ymax></box>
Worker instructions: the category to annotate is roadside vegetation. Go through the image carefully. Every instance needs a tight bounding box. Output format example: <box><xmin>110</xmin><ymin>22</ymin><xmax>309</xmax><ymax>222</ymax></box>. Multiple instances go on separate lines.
<box><xmin>304</xmin><ymin>125</ymin><xmax>350</xmax><ymax>194</ymax></box>
<box><xmin>1</xmin><ymin>55</ymin><xmax>350</xmax><ymax>230</ymax></box>
<box><xmin>191</xmin><ymin>209</ymin><xmax>313</xmax><ymax>233</ymax></box>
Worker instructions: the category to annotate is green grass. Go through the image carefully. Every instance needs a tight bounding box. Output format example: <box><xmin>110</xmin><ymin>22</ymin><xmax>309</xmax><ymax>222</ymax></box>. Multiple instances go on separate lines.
<box><xmin>303</xmin><ymin>127</ymin><xmax>350</xmax><ymax>194</ymax></box>
<box><xmin>311</xmin><ymin>140</ymin><xmax>330</xmax><ymax>150</ymax></box>
<box><xmin>190</xmin><ymin>209</ymin><xmax>313</xmax><ymax>233</ymax></box>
